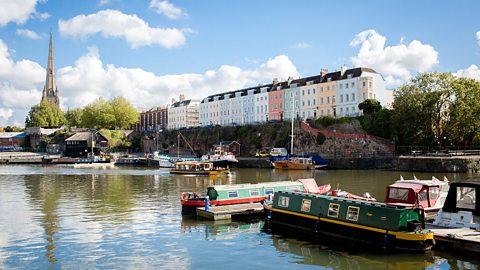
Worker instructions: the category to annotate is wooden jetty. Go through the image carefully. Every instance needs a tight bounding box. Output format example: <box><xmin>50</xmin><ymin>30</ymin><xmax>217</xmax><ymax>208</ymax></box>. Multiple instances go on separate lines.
<box><xmin>429</xmin><ymin>227</ymin><xmax>480</xmax><ymax>254</ymax></box>
<box><xmin>196</xmin><ymin>203</ymin><xmax>264</xmax><ymax>220</ymax></box>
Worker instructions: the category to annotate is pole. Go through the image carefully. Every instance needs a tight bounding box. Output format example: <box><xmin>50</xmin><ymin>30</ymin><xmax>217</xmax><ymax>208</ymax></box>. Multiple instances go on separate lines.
<box><xmin>91</xmin><ymin>131</ymin><xmax>94</xmax><ymax>158</ymax></box>
<box><xmin>291</xmin><ymin>100</ymin><xmax>294</xmax><ymax>156</ymax></box>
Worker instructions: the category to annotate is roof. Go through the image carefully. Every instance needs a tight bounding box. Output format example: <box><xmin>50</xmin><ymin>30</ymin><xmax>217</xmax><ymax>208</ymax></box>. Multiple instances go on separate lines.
<box><xmin>171</xmin><ymin>99</ymin><xmax>192</xmax><ymax>108</ymax></box>
<box><xmin>0</xmin><ymin>132</ymin><xmax>27</xmax><ymax>139</ymax></box>
<box><xmin>216</xmin><ymin>140</ymin><xmax>240</xmax><ymax>145</ymax></box>
<box><xmin>65</xmin><ymin>132</ymin><xmax>109</xmax><ymax>142</ymax></box>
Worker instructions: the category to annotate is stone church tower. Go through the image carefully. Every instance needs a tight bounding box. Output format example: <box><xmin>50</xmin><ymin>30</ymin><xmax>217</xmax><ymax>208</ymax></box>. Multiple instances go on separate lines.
<box><xmin>41</xmin><ymin>32</ymin><xmax>60</xmax><ymax>107</ymax></box>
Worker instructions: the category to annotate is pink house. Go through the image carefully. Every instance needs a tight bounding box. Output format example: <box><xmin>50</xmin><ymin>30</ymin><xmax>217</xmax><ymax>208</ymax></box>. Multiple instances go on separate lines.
<box><xmin>268</xmin><ymin>87</ymin><xmax>285</xmax><ymax>121</ymax></box>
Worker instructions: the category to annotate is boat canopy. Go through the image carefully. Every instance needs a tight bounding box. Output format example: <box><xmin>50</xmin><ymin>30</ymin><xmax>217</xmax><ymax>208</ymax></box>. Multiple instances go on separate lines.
<box><xmin>442</xmin><ymin>177</ymin><xmax>480</xmax><ymax>215</ymax></box>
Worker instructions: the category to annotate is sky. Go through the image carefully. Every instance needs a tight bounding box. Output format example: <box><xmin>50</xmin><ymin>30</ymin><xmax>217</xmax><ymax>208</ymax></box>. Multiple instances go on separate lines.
<box><xmin>0</xmin><ymin>0</ymin><xmax>479</xmax><ymax>127</ymax></box>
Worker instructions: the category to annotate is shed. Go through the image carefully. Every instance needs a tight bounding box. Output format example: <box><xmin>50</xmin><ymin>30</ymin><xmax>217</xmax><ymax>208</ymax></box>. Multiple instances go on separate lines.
<box><xmin>64</xmin><ymin>131</ymin><xmax>109</xmax><ymax>158</ymax></box>
<box><xmin>213</xmin><ymin>140</ymin><xmax>241</xmax><ymax>156</ymax></box>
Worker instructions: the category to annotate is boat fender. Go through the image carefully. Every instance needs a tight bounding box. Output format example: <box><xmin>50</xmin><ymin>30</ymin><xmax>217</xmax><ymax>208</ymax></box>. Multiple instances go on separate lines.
<box><xmin>205</xmin><ymin>196</ymin><xmax>210</xmax><ymax>211</ymax></box>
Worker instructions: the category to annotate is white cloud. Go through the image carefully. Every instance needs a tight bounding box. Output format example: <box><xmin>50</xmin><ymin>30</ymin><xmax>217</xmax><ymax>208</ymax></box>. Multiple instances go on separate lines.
<box><xmin>149</xmin><ymin>0</ymin><xmax>185</xmax><ymax>20</ymax></box>
<box><xmin>57</xmin><ymin>49</ymin><xmax>299</xmax><ymax>111</ymax></box>
<box><xmin>0</xmin><ymin>108</ymin><xmax>13</xmax><ymax>120</ymax></box>
<box><xmin>99</xmin><ymin>0</ymin><xmax>111</xmax><ymax>6</ymax></box>
<box><xmin>350</xmin><ymin>29</ymin><xmax>438</xmax><ymax>86</ymax></box>
<box><xmin>16</xmin><ymin>28</ymin><xmax>41</xmax><ymax>39</ymax></box>
<box><xmin>292</xmin><ymin>42</ymin><xmax>312</xmax><ymax>49</ymax></box>
<box><xmin>477</xmin><ymin>31</ymin><xmax>480</xmax><ymax>46</ymax></box>
<box><xmin>455</xmin><ymin>65</ymin><xmax>480</xmax><ymax>81</ymax></box>
<box><xmin>58</xmin><ymin>9</ymin><xmax>189</xmax><ymax>48</ymax></box>
<box><xmin>0</xmin><ymin>40</ymin><xmax>45</xmax><ymax>126</ymax></box>
<box><xmin>0</xmin><ymin>0</ymin><xmax>46</xmax><ymax>26</ymax></box>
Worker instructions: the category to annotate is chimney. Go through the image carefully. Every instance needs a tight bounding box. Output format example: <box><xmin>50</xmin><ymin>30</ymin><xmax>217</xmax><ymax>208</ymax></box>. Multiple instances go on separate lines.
<box><xmin>340</xmin><ymin>65</ymin><xmax>347</xmax><ymax>76</ymax></box>
<box><xmin>272</xmin><ymin>78</ymin><xmax>278</xmax><ymax>85</ymax></box>
<box><xmin>171</xmin><ymin>98</ymin><xmax>176</xmax><ymax>104</ymax></box>
<box><xmin>179</xmin><ymin>94</ymin><xmax>185</xmax><ymax>102</ymax></box>
<box><xmin>287</xmin><ymin>76</ymin><xmax>293</xmax><ymax>85</ymax></box>
<box><xmin>320</xmin><ymin>69</ymin><xmax>328</xmax><ymax>77</ymax></box>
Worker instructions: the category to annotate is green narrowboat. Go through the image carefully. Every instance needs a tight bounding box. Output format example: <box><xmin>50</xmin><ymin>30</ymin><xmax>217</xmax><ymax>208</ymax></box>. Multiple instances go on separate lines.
<box><xmin>267</xmin><ymin>191</ymin><xmax>435</xmax><ymax>252</ymax></box>
<box><xmin>181</xmin><ymin>181</ymin><xmax>305</xmax><ymax>215</ymax></box>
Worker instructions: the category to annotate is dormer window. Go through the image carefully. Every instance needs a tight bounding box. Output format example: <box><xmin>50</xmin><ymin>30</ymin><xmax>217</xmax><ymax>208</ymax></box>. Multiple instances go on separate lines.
<box><xmin>347</xmin><ymin>74</ymin><xmax>353</xmax><ymax>79</ymax></box>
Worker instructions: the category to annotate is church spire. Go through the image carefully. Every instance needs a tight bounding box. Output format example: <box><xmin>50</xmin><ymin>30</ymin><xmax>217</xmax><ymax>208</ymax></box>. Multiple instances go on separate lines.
<box><xmin>41</xmin><ymin>32</ymin><xmax>60</xmax><ymax>107</ymax></box>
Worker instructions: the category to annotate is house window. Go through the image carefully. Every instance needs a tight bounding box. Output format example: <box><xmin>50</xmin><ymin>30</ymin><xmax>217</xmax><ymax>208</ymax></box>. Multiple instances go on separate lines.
<box><xmin>307</xmin><ymin>89</ymin><xmax>310</xmax><ymax>95</ymax></box>
<box><xmin>301</xmin><ymin>199</ymin><xmax>311</xmax><ymax>212</ymax></box>
<box><xmin>313</xmin><ymin>89</ymin><xmax>316</xmax><ymax>94</ymax></box>
<box><xmin>328</xmin><ymin>203</ymin><xmax>340</xmax><ymax>218</ymax></box>
<box><xmin>363</xmin><ymin>82</ymin><xmax>366</xmax><ymax>87</ymax></box>
<box><xmin>278</xmin><ymin>196</ymin><xmax>290</xmax><ymax>207</ymax></box>
<box><xmin>352</xmin><ymin>93</ymin><xmax>355</xmax><ymax>101</ymax></box>
<box><xmin>228</xmin><ymin>191</ymin><xmax>238</xmax><ymax>198</ymax></box>
<box><xmin>351</xmin><ymin>82</ymin><xmax>355</xmax><ymax>88</ymax></box>
<box><xmin>347</xmin><ymin>206</ymin><xmax>359</xmax><ymax>221</ymax></box>
<box><xmin>339</xmin><ymin>84</ymin><xmax>343</xmax><ymax>90</ymax></box>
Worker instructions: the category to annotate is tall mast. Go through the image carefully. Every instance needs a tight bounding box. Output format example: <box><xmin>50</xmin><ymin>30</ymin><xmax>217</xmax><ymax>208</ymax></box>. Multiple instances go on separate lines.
<box><xmin>291</xmin><ymin>100</ymin><xmax>294</xmax><ymax>156</ymax></box>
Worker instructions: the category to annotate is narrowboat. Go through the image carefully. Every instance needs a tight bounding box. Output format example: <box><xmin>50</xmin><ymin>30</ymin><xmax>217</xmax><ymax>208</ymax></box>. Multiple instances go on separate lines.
<box><xmin>181</xmin><ymin>178</ymin><xmax>328</xmax><ymax>215</ymax></box>
<box><xmin>274</xmin><ymin>157</ymin><xmax>315</xmax><ymax>170</ymax></box>
<box><xmin>169</xmin><ymin>161</ymin><xmax>230</xmax><ymax>176</ymax></box>
<box><xmin>266</xmin><ymin>191</ymin><xmax>435</xmax><ymax>252</ymax></box>
<box><xmin>385</xmin><ymin>176</ymin><xmax>450</xmax><ymax>221</ymax></box>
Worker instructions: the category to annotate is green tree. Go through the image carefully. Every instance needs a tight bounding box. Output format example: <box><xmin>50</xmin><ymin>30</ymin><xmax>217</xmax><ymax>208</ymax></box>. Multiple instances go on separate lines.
<box><xmin>65</xmin><ymin>108</ymin><xmax>83</xmax><ymax>127</ymax></box>
<box><xmin>358</xmin><ymin>99</ymin><xmax>381</xmax><ymax>115</ymax></box>
<box><xmin>446</xmin><ymin>77</ymin><xmax>480</xmax><ymax>146</ymax></box>
<box><xmin>25</xmin><ymin>101</ymin><xmax>66</xmax><ymax>128</ymax></box>
<box><xmin>110</xmin><ymin>96</ymin><xmax>139</xmax><ymax>129</ymax></box>
<box><xmin>391</xmin><ymin>72</ymin><xmax>453</xmax><ymax>146</ymax></box>
<box><xmin>81</xmin><ymin>98</ymin><xmax>115</xmax><ymax>129</ymax></box>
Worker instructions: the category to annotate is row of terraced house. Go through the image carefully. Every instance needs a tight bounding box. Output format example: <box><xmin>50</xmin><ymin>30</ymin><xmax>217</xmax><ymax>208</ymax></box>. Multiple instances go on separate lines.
<box><xmin>136</xmin><ymin>66</ymin><xmax>389</xmax><ymax>132</ymax></box>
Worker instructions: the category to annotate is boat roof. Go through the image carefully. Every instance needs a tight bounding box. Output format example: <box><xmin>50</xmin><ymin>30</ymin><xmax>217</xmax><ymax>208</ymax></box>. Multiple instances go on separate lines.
<box><xmin>395</xmin><ymin>179</ymin><xmax>447</xmax><ymax>187</ymax></box>
<box><xmin>390</xmin><ymin>181</ymin><xmax>441</xmax><ymax>191</ymax></box>
<box><xmin>211</xmin><ymin>181</ymin><xmax>302</xmax><ymax>191</ymax></box>
<box><xmin>175</xmin><ymin>161</ymin><xmax>212</xmax><ymax>165</ymax></box>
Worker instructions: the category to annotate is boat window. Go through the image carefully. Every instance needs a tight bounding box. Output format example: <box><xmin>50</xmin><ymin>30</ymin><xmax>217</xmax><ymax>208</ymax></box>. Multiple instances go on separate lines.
<box><xmin>301</xmin><ymin>199</ymin><xmax>311</xmax><ymax>212</ymax></box>
<box><xmin>419</xmin><ymin>190</ymin><xmax>428</xmax><ymax>202</ymax></box>
<box><xmin>388</xmin><ymin>188</ymin><xmax>409</xmax><ymax>200</ymax></box>
<box><xmin>456</xmin><ymin>187</ymin><xmax>476</xmax><ymax>210</ymax></box>
<box><xmin>228</xmin><ymin>191</ymin><xmax>238</xmax><ymax>198</ymax></box>
<box><xmin>327</xmin><ymin>203</ymin><xmax>340</xmax><ymax>218</ymax></box>
<box><xmin>429</xmin><ymin>187</ymin><xmax>439</xmax><ymax>200</ymax></box>
<box><xmin>265</xmin><ymin>188</ymin><xmax>274</xmax><ymax>195</ymax></box>
<box><xmin>278</xmin><ymin>196</ymin><xmax>290</xmax><ymax>207</ymax></box>
<box><xmin>346</xmin><ymin>206</ymin><xmax>359</xmax><ymax>222</ymax></box>
<box><xmin>250</xmin><ymin>189</ymin><xmax>260</xmax><ymax>197</ymax></box>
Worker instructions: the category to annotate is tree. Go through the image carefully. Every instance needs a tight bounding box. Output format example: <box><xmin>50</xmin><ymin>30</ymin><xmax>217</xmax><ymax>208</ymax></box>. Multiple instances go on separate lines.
<box><xmin>391</xmin><ymin>73</ymin><xmax>453</xmax><ymax>146</ymax></box>
<box><xmin>65</xmin><ymin>108</ymin><xmax>83</xmax><ymax>127</ymax></box>
<box><xmin>81</xmin><ymin>97</ymin><xmax>138</xmax><ymax>129</ymax></box>
<box><xmin>110</xmin><ymin>96</ymin><xmax>139</xmax><ymax>129</ymax></box>
<box><xmin>358</xmin><ymin>99</ymin><xmax>381</xmax><ymax>115</ymax></box>
<box><xmin>446</xmin><ymin>77</ymin><xmax>480</xmax><ymax>146</ymax></box>
<box><xmin>81</xmin><ymin>98</ymin><xmax>115</xmax><ymax>129</ymax></box>
<box><xmin>25</xmin><ymin>101</ymin><xmax>66</xmax><ymax>128</ymax></box>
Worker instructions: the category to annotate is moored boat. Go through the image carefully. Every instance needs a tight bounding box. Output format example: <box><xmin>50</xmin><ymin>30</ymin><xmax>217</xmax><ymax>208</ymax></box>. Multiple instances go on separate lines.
<box><xmin>181</xmin><ymin>178</ymin><xmax>329</xmax><ymax>215</ymax></box>
<box><xmin>274</xmin><ymin>157</ymin><xmax>315</xmax><ymax>170</ymax></box>
<box><xmin>433</xmin><ymin>177</ymin><xmax>480</xmax><ymax>229</ymax></box>
<box><xmin>170</xmin><ymin>161</ymin><xmax>230</xmax><ymax>176</ymax></box>
<box><xmin>385</xmin><ymin>176</ymin><xmax>450</xmax><ymax>221</ymax></box>
<box><xmin>266</xmin><ymin>191</ymin><xmax>435</xmax><ymax>252</ymax></box>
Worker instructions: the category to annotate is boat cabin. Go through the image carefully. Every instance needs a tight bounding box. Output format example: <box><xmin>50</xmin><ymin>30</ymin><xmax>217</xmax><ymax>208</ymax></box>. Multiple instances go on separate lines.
<box><xmin>386</xmin><ymin>182</ymin><xmax>441</xmax><ymax>209</ymax></box>
<box><xmin>288</xmin><ymin>157</ymin><xmax>313</xmax><ymax>165</ymax></box>
<box><xmin>174</xmin><ymin>161</ymin><xmax>214</xmax><ymax>171</ymax></box>
<box><xmin>433</xmin><ymin>177</ymin><xmax>480</xmax><ymax>229</ymax></box>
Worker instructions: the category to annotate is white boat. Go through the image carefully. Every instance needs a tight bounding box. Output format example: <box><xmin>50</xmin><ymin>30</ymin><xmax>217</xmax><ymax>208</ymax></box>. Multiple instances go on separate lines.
<box><xmin>433</xmin><ymin>177</ymin><xmax>480</xmax><ymax>229</ymax></box>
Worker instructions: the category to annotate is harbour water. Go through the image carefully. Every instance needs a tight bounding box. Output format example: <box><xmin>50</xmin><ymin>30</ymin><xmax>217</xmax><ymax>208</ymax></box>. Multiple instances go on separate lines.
<box><xmin>0</xmin><ymin>165</ymin><xmax>479</xmax><ymax>269</ymax></box>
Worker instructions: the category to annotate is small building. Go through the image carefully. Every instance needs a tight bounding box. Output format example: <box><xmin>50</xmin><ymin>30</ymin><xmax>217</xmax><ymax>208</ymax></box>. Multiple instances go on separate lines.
<box><xmin>26</xmin><ymin>127</ymin><xmax>63</xmax><ymax>151</ymax></box>
<box><xmin>0</xmin><ymin>132</ymin><xmax>27</xmax><ymax>151</ymax></box>
<box><xmin>64</xmin><ymin>131</ymin><xmax>109</xmax><ymax>158</ymax></box>
<box><xmin>213</xmin><ymin>140</ymin><xmax>241</xmax><ymax>156</ymax></box>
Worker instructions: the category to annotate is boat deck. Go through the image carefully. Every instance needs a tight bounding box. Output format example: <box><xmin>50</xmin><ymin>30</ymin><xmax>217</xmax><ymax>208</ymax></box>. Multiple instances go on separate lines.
<box><xmin>196</xmin><ymin>203</ymin><xmax>264</xmax><ymax>220</ymax></box>
<box><xmin>428</xmin><ymin>226</ymin><xmax>480</xmax><ymax>254</ymax></box>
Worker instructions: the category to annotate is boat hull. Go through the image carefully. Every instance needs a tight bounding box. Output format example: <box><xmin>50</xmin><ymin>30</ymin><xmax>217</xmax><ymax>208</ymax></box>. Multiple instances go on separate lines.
<box><xmin>274</xmin><ymin>160</ymin><xmax>315</xmax><ymax>170</ymax></box>
<box><xmin>268</xmin><ymin>208</ymin><xmax>434</xmax><ymax>252</ymax></box>
<box><xmin>170</xmin><ymin>169</ymin><xmax>230</xmax><ymax>175</ymax></box>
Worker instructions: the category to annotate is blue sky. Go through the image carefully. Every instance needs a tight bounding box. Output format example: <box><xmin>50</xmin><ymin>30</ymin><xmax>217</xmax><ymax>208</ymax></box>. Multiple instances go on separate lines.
<box><xmin>0</xmin><ymin>0</ymin><xmax>479</xmax><ymax>126</ymax></box>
